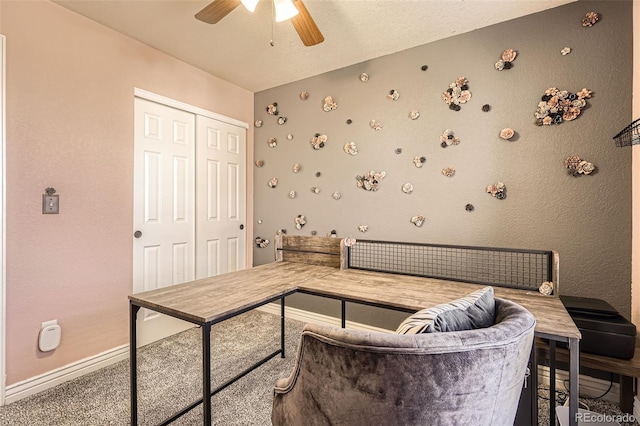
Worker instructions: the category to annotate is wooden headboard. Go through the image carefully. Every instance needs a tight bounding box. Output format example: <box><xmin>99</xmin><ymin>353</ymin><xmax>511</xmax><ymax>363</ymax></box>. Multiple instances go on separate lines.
<box><xmin>275</xmin><ymin>235</ymin><xmax>347</xmax><ymax>269</ymax></box>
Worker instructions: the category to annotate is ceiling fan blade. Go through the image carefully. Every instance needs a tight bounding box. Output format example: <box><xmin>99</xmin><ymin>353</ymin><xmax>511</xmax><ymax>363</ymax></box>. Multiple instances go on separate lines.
<box><xmin>195</xmin><ymin>0</ymin><xmax>242</xmax><ymax>24</ymax></box>
<box><xmin>291</xmin><ymin>0</ymin><xmax>324</xmax><ymax>46</ymax></box>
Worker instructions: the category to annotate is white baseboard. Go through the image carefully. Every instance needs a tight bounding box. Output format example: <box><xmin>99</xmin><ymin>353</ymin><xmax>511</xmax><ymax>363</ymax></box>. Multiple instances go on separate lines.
<box><xmin>537</xmin><ymin>365</ymin><xmax>619</xmax><ymax>404</ymax></box>
<box><xmin>257</xmin><ymin>302</ymin><xmax>393</xmax><ymax>333</ymax></box>
<box><xmin>4</xmin><ymin>344</ymin><xmax>129</xmax><ymax>405</ymax></box>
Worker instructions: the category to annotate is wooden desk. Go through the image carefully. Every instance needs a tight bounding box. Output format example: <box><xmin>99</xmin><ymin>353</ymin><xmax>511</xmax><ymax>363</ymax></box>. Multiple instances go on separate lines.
<box><xmin>129</xmin><ymin>261</ymin><xmax>581</xmax><ymax>425</ymax></box>
<box><xmin>128</xmin><ymin>262</ymin><xmax>336</xmax><ymax>426</ymax></box>
<box><xmin>297</xmin><ymin>268</ymin><xmax>580</xmax><ymax>341</ymax></box>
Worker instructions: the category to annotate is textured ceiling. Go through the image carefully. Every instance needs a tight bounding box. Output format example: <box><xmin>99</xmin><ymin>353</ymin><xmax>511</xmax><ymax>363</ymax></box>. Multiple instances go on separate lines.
<box><xmin>53</xmin><ymin>0</ymin><xmax>575</xmax><ymax>92</ymax></box>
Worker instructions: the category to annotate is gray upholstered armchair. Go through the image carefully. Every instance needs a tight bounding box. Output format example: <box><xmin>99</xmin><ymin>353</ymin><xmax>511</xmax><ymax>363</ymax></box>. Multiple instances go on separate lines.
<box><xmin>272</xmin><ymin>297</ymin><xmax>535</xmax><ymax>426</ymax></box>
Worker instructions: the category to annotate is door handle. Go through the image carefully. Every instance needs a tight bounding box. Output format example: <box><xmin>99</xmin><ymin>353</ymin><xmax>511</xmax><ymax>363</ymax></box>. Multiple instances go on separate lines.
<box><xmin>239</xmin><ymin>224</ymin><xmax>244</xmax><ymax>230</ymax></box>
<box><xmin>134</xmin><ymin>230</ymin><xmax>142</xmax><ymax>238</ymax></box>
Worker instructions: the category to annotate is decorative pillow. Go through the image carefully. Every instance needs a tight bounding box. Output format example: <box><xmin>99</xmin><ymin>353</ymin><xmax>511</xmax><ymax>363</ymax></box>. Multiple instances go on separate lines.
<box><xmin>395</xmin><ymin>286</ymin><xmax>495</xmax><ymax>334</ymax></box>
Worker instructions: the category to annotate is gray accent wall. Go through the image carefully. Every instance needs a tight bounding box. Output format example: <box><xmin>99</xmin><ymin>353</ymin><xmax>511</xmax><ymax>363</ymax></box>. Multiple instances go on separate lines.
<box><xmin>253</xmin><ymin>0</ymin><xmax>633</xmax><ymax>325</ymax></box>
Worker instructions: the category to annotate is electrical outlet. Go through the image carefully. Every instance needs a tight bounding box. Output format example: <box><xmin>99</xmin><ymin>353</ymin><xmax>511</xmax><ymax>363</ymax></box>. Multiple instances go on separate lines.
<box><xmin>43</xmin><ymin>195</ymin><xmax>59</xmax><ymax>214</ymax></box>
<box><xmin>42</xmin><ymin>319</ymin><xmax>57</xmax><ymax>328</ymax></box>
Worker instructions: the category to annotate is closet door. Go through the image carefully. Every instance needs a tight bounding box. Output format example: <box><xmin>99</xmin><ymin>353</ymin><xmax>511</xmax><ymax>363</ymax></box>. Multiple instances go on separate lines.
<box><xmin>195</xmin><ymin>116</ymin><xmax>246</xmax><ymax>279</ymax></box>
<box><xmin>133</xmin><ymin>97</ymin><xmax>195</xmax><ymax>345</ymax></box>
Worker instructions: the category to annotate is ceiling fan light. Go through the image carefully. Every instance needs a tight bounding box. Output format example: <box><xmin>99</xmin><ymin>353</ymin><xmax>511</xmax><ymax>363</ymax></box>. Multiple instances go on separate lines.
<box><xmin>241</xmin><ymin>0</ymin><xmax>259</xmax><ymax>13</ymax></box>
<box><xmin>274</xmin><ymin>0</ymin><xmax>299</xmax><ymax>22</ymax></box>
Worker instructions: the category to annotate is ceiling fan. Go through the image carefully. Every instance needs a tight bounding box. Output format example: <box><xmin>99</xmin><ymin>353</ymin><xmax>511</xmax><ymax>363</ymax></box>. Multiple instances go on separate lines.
<box><xmin>195</xmin><ymin>0</ymin><xmax>324</xmax><ymax>46</ymax></box>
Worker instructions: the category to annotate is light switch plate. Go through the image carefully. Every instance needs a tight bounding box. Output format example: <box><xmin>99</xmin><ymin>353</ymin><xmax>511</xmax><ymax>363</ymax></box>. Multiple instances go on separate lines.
<box><xmin>43</xmin><ymin>195</ymin><xmax>59</xmax><ymax>214</ymax></box>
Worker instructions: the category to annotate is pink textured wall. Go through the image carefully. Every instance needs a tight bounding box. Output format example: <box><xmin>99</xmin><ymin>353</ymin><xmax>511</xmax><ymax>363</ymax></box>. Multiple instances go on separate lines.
<box><xmin>1</xmin><ymin>1</ymin><xmax>253</xmax><ymax>385</ymax></box>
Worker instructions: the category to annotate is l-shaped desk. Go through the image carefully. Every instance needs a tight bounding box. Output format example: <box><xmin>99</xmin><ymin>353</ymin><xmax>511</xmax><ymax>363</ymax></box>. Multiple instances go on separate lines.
<box><xmin>129</xmin><ymin>237</ymin><xmax>581</xmax><ymax>426</ymax></box>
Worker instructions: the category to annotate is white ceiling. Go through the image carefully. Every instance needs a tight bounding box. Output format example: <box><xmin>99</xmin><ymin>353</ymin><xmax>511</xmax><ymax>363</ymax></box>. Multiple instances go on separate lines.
<box><xmin>53</xmin><ymin>0</ymin><xmax>575</xmax><ymax>93</ymax></box>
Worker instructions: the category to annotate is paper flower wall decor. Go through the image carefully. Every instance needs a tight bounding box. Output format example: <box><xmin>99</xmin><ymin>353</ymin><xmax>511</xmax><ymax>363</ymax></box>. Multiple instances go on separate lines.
<box><xmin>582</xmin><ymin>12</ymin><xmax>599</xmax><ymax>27</ymax></box>
<box><xmin>410</xmin><ymin>215</ymin><xmax>426</xmax><ymax>227</ymax></box>
<box><xmin>355</xmin><ymin>171</ymin><xmax>386</xmax><ymax>191</ymax></box>
<box><xmin>495</xmin><ymin>48</ymin><xmax>517</xmax><ymax>71</ymax></box>
<box><xmin>387</xmin><ymin>90</ymin><xmax>400</xmax><ymax>101</ymax></box>
<box><xmin>413</xmin><ymin>156</ymin><xmax>426</xmax><ymax>168</ymax></box>
<box><xmin>402</xmin><ymin>183</ymin><xmax>414</xmax><ymax>194</ymax></box>
<box><xmin>441</xmin><ymin>167</ymin><xmax>455</xmax><ymax>177</ymax></box>
<box><xmin>323</xmin><ymin>96</ymin><xmax>337</xmax><ymax>112</ymax></box>
<box><xmin>565</xmin><ymin>156</ymin><xmax>595</xmax><ymax>177</ymax></box>
<box><xmin>294</xmin><ymin>215</ymin><xmax>306</xmax><ymax>230</ymax></box>
<box><xmin>539</xmin><ymin>281</ymin><xmax>554</xmax><ymax>296</ymax></box>
<box><xmin>442</xmin><ymin>77</ymin><xmax>471</xmax><ymax>111</ymax></box>
<box><xmin>255</xmin><ymin>237</ymin><xmax>270</xmax><ymax>248</ymax></box>
<box><xmin>534</xmin><ymin>87</ymin><xmax>592</xmax><ymax>126</ymax></box>
<box><xmin>344</xmin><ymin>236</ymin><xmax>357</xmax><ymax>247</ymax></box>
<box><xmin>440</xmin><ymin>129</ymin><xmax>460</xmax><ymax>147</ymax></box>
<box><xmin>487</xmin><ymin>182</ymin><xmax>507</xmax><ymax>200</ymax></box>
<box><xmin>343</xmin><ymin>142</ymin><xmax>358</xmax><ymax>155</ymax></box>
<box><xmin>310</xmin><ymin>133</ymin><xmax>327</xmax><ymax>150</ymax></box>
<box><xmin>266</xmin><ymin>102</ymin><xmax>278</xmax><ymax>115</ymax></box>
<box><xmin>499</xmin><ymin>128</ymin><xmax>515</xmax><ymax>140</ymax></box>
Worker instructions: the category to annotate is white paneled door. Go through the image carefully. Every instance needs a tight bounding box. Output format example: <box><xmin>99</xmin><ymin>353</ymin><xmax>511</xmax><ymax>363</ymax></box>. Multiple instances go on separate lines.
<box><xmin>133</xmin><ymin>98</ymin><xmax>196</xmax><ymax>346</ymax></box>
<box><xmin>133</xmin><ymin>96</ymin><xmax>247</xmax><ymax>347</ymax></box>
<box><xmin>196</xmin><ymin>116</ymin><xmax>246</xmax><ymax>279</ymax></box>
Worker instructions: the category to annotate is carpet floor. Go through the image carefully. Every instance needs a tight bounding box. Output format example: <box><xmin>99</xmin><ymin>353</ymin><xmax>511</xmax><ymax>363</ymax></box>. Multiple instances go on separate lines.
<box><xmin>0</xmin><ymin>310</ymin><xmax>633</xmax><ymax>425</ymax></box>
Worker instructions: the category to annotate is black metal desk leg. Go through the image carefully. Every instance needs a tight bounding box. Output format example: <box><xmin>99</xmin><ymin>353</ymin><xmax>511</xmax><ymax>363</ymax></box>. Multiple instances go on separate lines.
<box><xmin>202</xmin><ymin>323</ymin><xmax>212</xmax><ymax>426</ymax></box>
<box><xmin>550</xmin><ymin>340</ymin><xmax>556</xmax><ymax>425</ymax></box>
<box><xmin>280</xmin><ymin>297</ymin><xmax>286</xmax><ymax>358</ymax></box>
<box><xmin>568</xmin><ymin>338</ymin><xmax>579</xmax><ymax>426</ymax></box>
<box><xmin>530</xmin><ymin>343</ymin><xmax>539</xmax><ymax>425</ymax></box>
<box><xmin>341</xmin><ymin>300</ymin><xmax>346</xmax><ymax>328</ymax></box>
<box><xmin>129</xmin><ymin>302</ymin><xmax>141</xmax><ymax>426</ymax></box>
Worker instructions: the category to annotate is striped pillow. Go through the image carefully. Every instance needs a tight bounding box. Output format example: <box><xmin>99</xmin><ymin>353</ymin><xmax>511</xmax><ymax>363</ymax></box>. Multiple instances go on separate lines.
<box><xmin>395</xmin><ymin>286</ymin><xmax>495</xmax><ymax>334</ymax></box>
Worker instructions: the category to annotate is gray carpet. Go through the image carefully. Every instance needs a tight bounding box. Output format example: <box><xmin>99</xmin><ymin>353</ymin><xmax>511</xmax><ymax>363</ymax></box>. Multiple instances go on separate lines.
<box><xmin>0</xmin><ymin>310</ymin><xmax>304</xmax><ymax>426</ymax></box>
<box><xmin>0</xmin><ymin>310</ymin><xmax>633</xmax><ymax>425</ymax></box>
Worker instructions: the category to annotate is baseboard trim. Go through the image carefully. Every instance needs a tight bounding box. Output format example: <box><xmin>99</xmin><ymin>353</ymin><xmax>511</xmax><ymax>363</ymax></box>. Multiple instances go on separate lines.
<box><xmin>537</xmin><ymin>364</ymin><xmax>619</xmax><ymax>404</ymax></box>
<box><xmin>257</xmin><ymin>302</ymin><xmax>393</xmax><ymax>333</ymax></box>
<box><xmin>4</xmin><ymin>344</ymin><xmax>129</xmax><ymax>405</ymax></box>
